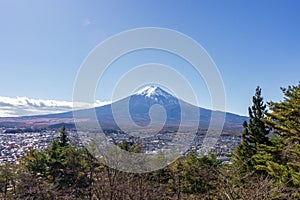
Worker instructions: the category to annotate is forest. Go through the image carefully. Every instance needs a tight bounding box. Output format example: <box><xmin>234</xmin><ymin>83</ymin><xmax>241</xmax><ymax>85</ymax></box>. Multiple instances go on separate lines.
<box><xmin>0</xmin><ymin>83</ymin><xmax>299</xmax><ymax>199</ymax></box>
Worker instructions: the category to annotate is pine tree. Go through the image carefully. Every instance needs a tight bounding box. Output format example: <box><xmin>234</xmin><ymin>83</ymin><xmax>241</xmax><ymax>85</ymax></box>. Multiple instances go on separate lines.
<box><xmin>21</xmin><ymin>126</ymin><xmax>94</xmax><ymax>197</ymax></box>
<box><xmin>266</xmin><ymin>84</ymin><xmax>300</xmax><ymax>136</ymax></box>
<box><xmin>233</xmin><ymin>86</ymin><xmax>270</xmax><ymax>171</ymax></box>
<box><xmin>58</xmin><ymin>125</ymin><xmax>69</xmax><ymax>147</ymax></box>
<box><xmin>254</xmin><ymin>83</ymin><xmax>300</xmax><ymax>189</ymax></box>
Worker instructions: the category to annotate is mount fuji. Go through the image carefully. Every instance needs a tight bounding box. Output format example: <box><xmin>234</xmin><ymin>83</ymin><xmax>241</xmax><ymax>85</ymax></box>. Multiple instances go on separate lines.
<box><xmin>0</xmin><ymin>86</ymin><xmax>247</xmax><ymax>134</ymax></box>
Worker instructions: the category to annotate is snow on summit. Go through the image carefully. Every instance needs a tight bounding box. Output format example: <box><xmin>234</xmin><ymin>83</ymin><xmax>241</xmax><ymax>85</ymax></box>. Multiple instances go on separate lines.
<box><xmin>135</xmin><ymin>86</ymin><xmax>172</xmax><ymax>98</ymax></box>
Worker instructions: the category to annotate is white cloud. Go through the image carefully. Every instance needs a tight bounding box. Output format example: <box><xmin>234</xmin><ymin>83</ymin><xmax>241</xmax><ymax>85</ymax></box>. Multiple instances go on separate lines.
<box><xmin>95</xmin><ymin>100</ymin><xmax>111</xmax><ymax>107</ymax></box>
<box><xmin>0</xmin><ymin>96</ymin><xmax>111</xmax><ymax>117</ymax></box>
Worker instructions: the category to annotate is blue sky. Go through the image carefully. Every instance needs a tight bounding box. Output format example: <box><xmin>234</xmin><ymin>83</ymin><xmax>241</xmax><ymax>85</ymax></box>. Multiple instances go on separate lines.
<box><xmin>0</xmin><ymin>0</ymin><xmax>299</xmax><ymax>116</ymax></box>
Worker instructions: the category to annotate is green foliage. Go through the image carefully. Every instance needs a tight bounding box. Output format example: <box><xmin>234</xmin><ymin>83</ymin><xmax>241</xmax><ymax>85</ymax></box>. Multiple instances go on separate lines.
<box><xmin>118</xmin><ymin>140</ymin><xmax>142</xmax><ymax>153</ymax></box>
<box><xmin>266</xmin><ymin>83</ymin><xmax>300</xmax><ymax>136</ymax></box>
<box><xmin>21</xmin><ymin>148</ymin><xmax>48</xmax><ymax>176</ymax></box>
<box><xmin>182</xmin><ymin>152</ymin><xmax>219</xmax><ymax>194</ymax></box>
<box><xmin>233</xmin><ymin>86</ymin><xmax>270</xmax><ymax>172</ymax></box>
<box><xmin>230</xmin><ymin>84</ymin><xmax>300</xmax><ymax>198</ymax></box>
<box><xmin>58</xmin><ymin>125</ymin><xmax>69</xmax><ymax>147</ymax></box>
<box><xmin>254</xmin><ymin>83</ymin><xmax>300</xmax><ymax>189</ymax></box>
<box><xmin>168</xmin><ymin>151</ymin><xmax>219</xmax><ymax>196</ymax></box>
<box><xmin>20</xmin><ymin>126</ymin><xmax>95</xmax><ymax>197</ymax></box>
<box><xmin>2</xmin><ymin>83</ymin><xmax>300</xmax><ymax>199</ymax></box>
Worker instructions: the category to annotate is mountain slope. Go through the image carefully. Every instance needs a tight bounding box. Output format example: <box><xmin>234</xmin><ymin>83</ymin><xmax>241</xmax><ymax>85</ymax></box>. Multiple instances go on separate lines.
<box><xmin>0</xmin><ymin>86</ymin><xmax>248</xmax><ymax>133</ymax></box>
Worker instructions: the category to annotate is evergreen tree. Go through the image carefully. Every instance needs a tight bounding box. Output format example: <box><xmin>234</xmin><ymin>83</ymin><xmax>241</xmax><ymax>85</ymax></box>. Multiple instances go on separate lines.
<box><xmin>21</xmin><ymin>126</ymin><xmax>94</xmax><ymax>198</ymax></box>
<box><xmin>233</xmin><ymin>86</ymin><xmax>270</xmax><ymax>171</ymax></box>
<box><xmin>58</xmin><ymin>125</ymin><xmax>69</xmax><ymax>147</ymax></box>
<box><xmin>254</xmin><ymin>83</ymin><xmax>300</xmax><ymax>189</ymax></box>
<box><xmin>21</xmin><ymin>148</ymin><xmax>47</xmax><ymax>176</ymax></box>
<box><xmin>181</xmin><ymin>152</ymin><xmax>219</xmax><ymax>194</ymax></box>
<box><xmin>266</xmin><ymin>83</ymin><xmax>300</xmax><ymax>136</ymax></box>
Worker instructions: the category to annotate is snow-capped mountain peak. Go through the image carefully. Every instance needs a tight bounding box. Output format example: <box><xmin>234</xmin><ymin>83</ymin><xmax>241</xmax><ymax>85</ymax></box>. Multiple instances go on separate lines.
<box><xmin>135</xmin><ymin>85</ymin><xmax>172</xmax><ymax>98</ymax></box>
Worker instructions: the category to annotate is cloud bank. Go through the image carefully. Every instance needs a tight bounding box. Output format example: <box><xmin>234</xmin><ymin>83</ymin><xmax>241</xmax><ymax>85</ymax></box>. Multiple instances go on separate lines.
<box><xmin>0</xmin><ymin>96</ymin><xmax>111</xmax><ymax>117</ymax></box>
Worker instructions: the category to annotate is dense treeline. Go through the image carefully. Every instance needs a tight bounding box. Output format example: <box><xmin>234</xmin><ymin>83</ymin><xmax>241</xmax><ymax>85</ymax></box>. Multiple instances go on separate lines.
<box><xmin>0</xmin><ymin>83</ymin><xmax>299</xmax><ymax>199</ymax></box>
